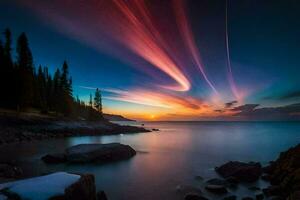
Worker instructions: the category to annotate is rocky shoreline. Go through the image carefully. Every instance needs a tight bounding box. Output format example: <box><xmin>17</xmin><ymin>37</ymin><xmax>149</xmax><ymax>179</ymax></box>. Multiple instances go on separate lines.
<box><xmin>0</xmin><ymin>114</ymin><xmax>149</xmax><ymax>145</ymax></box>
<box><xmin>181</xmin><ymin>144</ymin><xmax>300</xmax><ymax>200</ymax></box>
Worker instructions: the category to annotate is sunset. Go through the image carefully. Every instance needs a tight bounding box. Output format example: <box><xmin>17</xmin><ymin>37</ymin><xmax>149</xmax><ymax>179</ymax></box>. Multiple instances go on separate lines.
<box><xmin>0</xmin><ymin>0</ymin><xmax>299</xmax><ymax>200</ymax></box>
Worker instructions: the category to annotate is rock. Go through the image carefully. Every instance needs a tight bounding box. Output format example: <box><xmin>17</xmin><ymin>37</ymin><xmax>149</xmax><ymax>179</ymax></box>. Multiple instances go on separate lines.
<box><xmin>255</xmin><ymin>192</ymin><xmax>264</xmax><ymax>200</ymax></box>
<box><xmin>0</xmin><ymin>164</ymin><xmax>22</xmax><ymax>178</ymax></box>
<box><xmin>97</xmin><ymin>190</ymin><xmax>108</xmax><ymax>200</ymax></box>
<box><xmin>205</xmin><ymin>184</ymin><xmax>227</xmax><ymax>194</ymax></box>
<box><xmin>223</xmin><ymin>195</ymin><xmax>237</xmax><ymax>200</ymax></box>
<box><xmin>184</xmin><ymin>193</ymin><xmax>209</xmax><ymax>200</ymax></box>
<box><xmin>64</xmin><ymin>143</ymin><xmax>136</xmax><ymax>163</ymax></box>
<box><xmin>225</xmin><ymin>176</ymin><xmax>239</xmax><ymax>186</ymax></box>
<box><xmin>0</xmin><ymin>172</ymin><xmax>97</xmax><ymax>200</ymax></box>
<box><xmin>242</xmin><ymin>197</ymin><xmax>254</xmax><ymax>200</ymax></box>
<box><xmin>215</xmin><ymin>161</ymin><xmax>262</xmax><ymax>182</ymax></box>
<box><xmin>151</xmin><ymin>128</ymin><xmax>159</xmax><ymax>131</ymax></box>
<box><xmin>262</xmin><ymin>185</ymin><xmax>281</xmax><ymax>196</ymax></box>
<box><xmin>64</xmin><ymin>174</ymin><xmax>97</xmax><ymax>200</ymax></box>
<box><xmin>176</xmin><ymin>184</ymin><xmax>202</xmax><ymax>195</ymax></box>
<box><xmin>206</xmin><ymin>178</ymin><xmax>227</xmax><ymax>186</ymax></box>
<box><xmin>266</xmin><ymin>144</ymin><xmax>300</xmax><ymax>199</ymax></box>
<box><xmin>41</xmin><ymin>153</ymin><xmax>66</xmax><ymax>164</ymax></box>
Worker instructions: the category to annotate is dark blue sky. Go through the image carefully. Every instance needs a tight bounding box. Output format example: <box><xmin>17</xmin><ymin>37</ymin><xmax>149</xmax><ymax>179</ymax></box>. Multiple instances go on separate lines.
<box><xmin>1</xmin><ymin>0</ymin><xmax>300</xmax><ymax>120</ymax></box>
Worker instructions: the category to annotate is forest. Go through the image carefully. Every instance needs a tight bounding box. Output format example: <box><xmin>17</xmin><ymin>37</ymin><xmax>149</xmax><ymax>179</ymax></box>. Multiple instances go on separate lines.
<box><xmin>0</xmin><ymin>28</ymin><xmax>103</xmax><ymax>120</ymax></box>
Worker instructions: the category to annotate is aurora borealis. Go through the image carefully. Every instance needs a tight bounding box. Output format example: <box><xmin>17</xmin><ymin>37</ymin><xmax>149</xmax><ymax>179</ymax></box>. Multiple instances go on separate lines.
<box><xmin>1</xmin><ymin>0</ymin><xmax>300</xmax><ymax>120</ymax></box>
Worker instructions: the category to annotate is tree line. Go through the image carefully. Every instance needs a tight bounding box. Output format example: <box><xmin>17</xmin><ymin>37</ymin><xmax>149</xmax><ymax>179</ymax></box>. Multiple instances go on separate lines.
<box><xmin>0</xmin><ymin>28</ymin><xmax>103</xmax><ymax>120</ymax></box>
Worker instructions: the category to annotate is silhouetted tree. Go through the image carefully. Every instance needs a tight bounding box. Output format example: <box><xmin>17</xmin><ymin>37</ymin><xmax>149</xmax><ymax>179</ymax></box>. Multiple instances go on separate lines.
<box><xmin>94</xmin><ymin>88</ymin><xmax>102</xmax><ymax>114</ymax></box>
<box><xmin>16</xmin><ymin>32</ymin><xmax>34</xmax><ymax>110</ymax></box>
<box><xmin>89</xmin><ymin>94</ymin><xmax>93</xmax><ymax>107</ymax></box>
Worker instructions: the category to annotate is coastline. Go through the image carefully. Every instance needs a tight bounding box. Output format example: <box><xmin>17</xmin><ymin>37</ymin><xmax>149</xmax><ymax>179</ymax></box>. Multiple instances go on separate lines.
<box><xmin>0</xmin><ymin>112</ymin><xmax>149</xmax><ymax>146</ymax></box>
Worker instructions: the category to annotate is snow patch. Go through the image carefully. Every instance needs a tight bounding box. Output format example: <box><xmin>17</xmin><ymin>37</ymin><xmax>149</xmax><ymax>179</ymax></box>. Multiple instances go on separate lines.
<box><xmin>0</xmin><ymin>172</ymin><xmax>80</xmax><ymax>200</ymax></box>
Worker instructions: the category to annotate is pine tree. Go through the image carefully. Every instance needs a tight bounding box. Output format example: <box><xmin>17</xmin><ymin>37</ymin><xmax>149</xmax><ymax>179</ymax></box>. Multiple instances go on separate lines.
<box><xmin>0</xmin><ymin>29</ymin><xmax>15</xmax><ymax>108</ymax></box>
<box><xmin>89</xmin><ymin>94</ymin><xmax>93</xmax><ymax>107</ymax></box>
<box><xmin>16</xmin><ymin>32</ymin><xmax>35</xmax><ymax>110</ymax></box>
<box><xmin>59</xmin><ymin>61</ymin><xmax>73</xmax><ymax>115</ymax></box>
<box><xmin>94</xmin><ymin>88</ymin><xmax>102</xmax><ymax>113</ymax></box>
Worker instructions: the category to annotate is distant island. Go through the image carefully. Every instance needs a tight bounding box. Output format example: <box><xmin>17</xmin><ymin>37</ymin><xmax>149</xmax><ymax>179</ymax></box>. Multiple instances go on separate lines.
<box><xmin>103</xmin><ymin>113</ymin><xmax>135</xmax><ymax>121</ymax></box>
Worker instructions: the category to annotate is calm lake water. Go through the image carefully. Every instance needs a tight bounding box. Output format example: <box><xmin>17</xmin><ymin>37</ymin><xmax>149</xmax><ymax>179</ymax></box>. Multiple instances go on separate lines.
<box><xmin>1</xmin><ymin>121</ymin><xmax>300</xmax><ymax>199</ymax></box>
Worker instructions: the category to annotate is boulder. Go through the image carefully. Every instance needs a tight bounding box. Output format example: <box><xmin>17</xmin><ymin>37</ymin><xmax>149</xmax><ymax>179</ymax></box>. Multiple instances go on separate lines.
<box><xmin>41</xmin><ymin>143</ymin><xmax>136</xmax><ymax>164</ymax></box>
<box><xmin>65</xmin><ymin>143</ymin><xmax>136</xmax><ymax>163</ymax></box>
<box><xmin>205</xmin><ymin>184</ymin><xmax>227</xmax><ymax>194</ymax></box>
<box><xmin>266</xmin><ymin>144</ymin><xmax>300</xmax><ymax>199</ymax></box>
<box><xmin>0</xmin><ymin>172</ymin><xmax>98</xmax><ymax>200</ymax></box>
<box><xmin>184</xmin><ymin>193</ymin><xmax>209</xmax><ymax>200</ymax></box>
<box><xmin>215</xmin><ymin>161</ymin><xmax>262</xmax><ymax>182</ymax></box>
<box><xmin>206</xmin><ymin>178</ymin><xmax>227</xmax><ymax>186</ymax></box>
<box><xmin>42</xmin><ymin>153</ymin><xmax>66</xmax><ymax>164</ymax></box>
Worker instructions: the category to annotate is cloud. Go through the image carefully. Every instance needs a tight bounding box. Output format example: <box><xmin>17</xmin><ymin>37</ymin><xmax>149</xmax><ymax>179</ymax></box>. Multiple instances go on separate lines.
<box><xmin>231</xmin><ymin>103</ymin><xmax>300</xmax><ymax>120</ymax></box>
<box><xmin>225</xmin><ymin>100</ymin><xmax>238</xmax><ymax>108</ymax></box>
<box><xmin>279</xmin><ymin>90</ymin><xmax>300</xmax><ymax>100</ymax></box>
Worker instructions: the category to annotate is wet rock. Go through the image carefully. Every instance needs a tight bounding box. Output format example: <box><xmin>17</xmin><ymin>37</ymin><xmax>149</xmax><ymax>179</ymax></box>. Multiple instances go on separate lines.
<box><xmin>41</xmin><ymin>153</ymin><xmax>66</xmax><ymax>164</ymax></box>
<box><xmin>225</xmin><ymin>176</ymin><xmax>239</xmax><ymax>186</ymax></box>
<box><xmin>0</xmin><ymin>164</ymin><xmax>22</xmax><ymax>178</ymax></box>
<box><xmin>223</xmin><ymin>195</ymin><xmax>237</xmax><ymax>200</ymax></box>
<box><xmin>184</xmin><ymin>193</ymin><xmax>209</xmax><ymax>200</ymax></box>
<box><xmin>205</xmin><ymin>184</ymin><xmax>227</xmax><ymax>194</ymax></box>
<box><xmin>97</xmin><ymin>190</ymin><xmax>108</xmax><ymax>200</ymax></box>
<box><xmin>206</xmin><ymin>178</ymin><xmax>227</xmax><ymax>186</ymax></box>
<box><xmin>65</xmin><ymin>143</ymin><xmax>136</xmax><ymax>163</ymax></box>
<box><xmin>215</xmin><ymin>161</ymin><xmax>262</xmax><ymax>182</ymax></box>
<box><xmin>64</xmin><ymin>173</ymin><xmax>97</xmax><ymax>200</ymax></box>
<box><xmin>176</xmin><ymin>185</ymin><xmax>202</xmax><ymax>195</ymax></box>
<box><xmin>267</xmin><ymin>144</ymin><xmax>300</xmax><ymax>199</ymax></box>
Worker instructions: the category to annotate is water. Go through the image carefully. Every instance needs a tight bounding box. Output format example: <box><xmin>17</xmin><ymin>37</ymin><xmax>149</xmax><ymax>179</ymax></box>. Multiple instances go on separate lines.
<box><xmin>0</xmin><ymin>121</ymin><xmax>300</xmax><ymax>199</ymax></box>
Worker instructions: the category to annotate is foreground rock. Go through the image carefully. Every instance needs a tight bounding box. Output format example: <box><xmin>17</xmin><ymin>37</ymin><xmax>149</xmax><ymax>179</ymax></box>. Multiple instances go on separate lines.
<box><xmin>263</xmin><ymin>144</ymin><xmax>300</xmax><ymax>200</ymax></box>
<box><xmin>205</xmin><ymin>184</ymin><xmax>228</xmax><ymax>194</ymax></box>
<box><xmin>215</xmin><ymin>161</ymin><xmax>262</xmax><ymax>182</ymax></box>
<box><xmin>0</xmin><ymin>172</ymin><xmax>101</xmax><ymax>200</ymax></box>
<box><xmin>42</xmin><ymin>143</ymin><xmax>136</xmax><ymax>164</ymax></box>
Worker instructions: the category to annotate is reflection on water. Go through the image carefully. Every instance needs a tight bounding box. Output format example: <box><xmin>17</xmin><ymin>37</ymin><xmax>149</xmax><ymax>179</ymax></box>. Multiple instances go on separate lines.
<box><xmin>0</xmin><ymin>121</ymin><xmax>300</xmax><ymax>199</ymax></box>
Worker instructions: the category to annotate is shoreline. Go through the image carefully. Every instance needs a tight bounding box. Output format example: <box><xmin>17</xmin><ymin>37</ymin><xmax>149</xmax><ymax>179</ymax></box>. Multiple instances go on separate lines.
<box><xmin>0</xmin><ymin>113</ymin><xmax>150</xmax><ymax>146</ymax></box>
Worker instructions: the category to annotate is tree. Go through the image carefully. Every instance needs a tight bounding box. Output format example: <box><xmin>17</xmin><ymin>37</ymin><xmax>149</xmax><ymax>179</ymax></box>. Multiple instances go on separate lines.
<box><xmin>94</xmin><ymin>88</ymin><xmax>102</xmax><ymax>113</ymax></box>
<box><xmin>16</xmin><ymin>32</ymin><xmax>35</xmax><ymax>110</ymax></box>
<box><xmin>0</xmin><ymin>29</ymin><xmax>15</xmax><ymax>108</ymax></box>
<box><xmin>89</xmin><ymin>94</ymin><xmax>93</xmax><ymax>107</ymax></box>
<box><xmin>59</xmin><ymin>61</ymin><xmax>73</xmax><ymax>115</ymax></box>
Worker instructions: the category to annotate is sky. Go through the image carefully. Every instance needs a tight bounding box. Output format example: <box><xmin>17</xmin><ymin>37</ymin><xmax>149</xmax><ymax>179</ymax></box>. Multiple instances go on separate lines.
<box><xmin>1</xmin><ymin>0</ymin><xmax>300</xmax><ymax>121</ymax></box>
